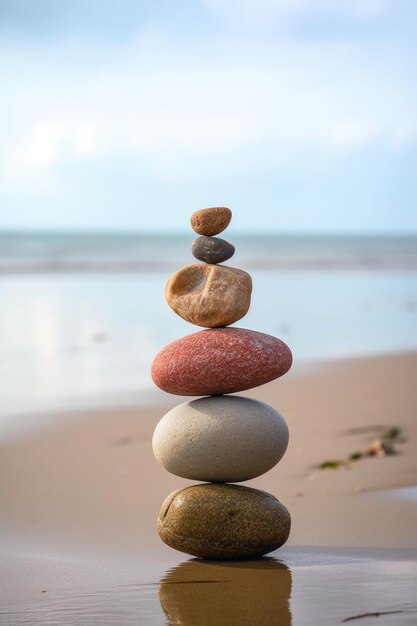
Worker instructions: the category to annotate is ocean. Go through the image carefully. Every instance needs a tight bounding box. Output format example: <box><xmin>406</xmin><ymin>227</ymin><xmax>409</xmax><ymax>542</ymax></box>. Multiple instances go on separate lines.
<box><xmin>1</xmin><ymin>232</ymin><xmax>417</xmax><ymax>437</ymax></box>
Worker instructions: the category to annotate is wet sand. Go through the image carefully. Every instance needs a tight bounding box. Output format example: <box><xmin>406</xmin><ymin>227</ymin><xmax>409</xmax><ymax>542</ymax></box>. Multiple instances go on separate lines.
<box><xmin>1</xmin><ymin>352</ymin><xmax>417</xmax><ymax>624</ymax></box>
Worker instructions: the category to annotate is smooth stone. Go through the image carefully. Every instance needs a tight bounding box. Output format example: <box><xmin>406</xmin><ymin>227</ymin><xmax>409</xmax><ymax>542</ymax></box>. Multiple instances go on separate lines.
<box><xmin>192</xmin><ymin>235</ymin><xmax>235</xmax><ymax>264</ymax></box>
<box><xmin>151</xmin><ymin>327</ymin><xmax>292</xmax><ymax>396</ymax></box>
<box><xmin>190</xmin><ymin>207</ymin><xmax>232</xmax><ymax>236</ymax></box>
<box><xmin>165</xmin><ymin>264</ymin><xmax>252</xmax><ymax>328</ymax></box>
<box><xmin>158</xmin><ymin>483</ymin><xmax>291</xmax><ymax>560</ymax></box>
<box><xmin>152</xmin><ymin>396</ymin><xmax>289</xmax><ymax>482</ymax></box>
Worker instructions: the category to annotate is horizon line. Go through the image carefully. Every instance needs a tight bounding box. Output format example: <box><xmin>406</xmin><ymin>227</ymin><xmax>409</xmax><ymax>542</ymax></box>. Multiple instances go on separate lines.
<box><xmin>1</xmin><ymin>228</ymin><xmax>417</xmax><ymax>239</ymax></box>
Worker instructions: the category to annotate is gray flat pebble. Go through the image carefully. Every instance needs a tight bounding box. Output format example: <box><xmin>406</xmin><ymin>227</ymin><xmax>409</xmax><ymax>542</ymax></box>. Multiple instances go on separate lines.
<box><xmin>192</xmin><ymin>235</ymin><xmax>235</xmax><ymax>264</ymax></box>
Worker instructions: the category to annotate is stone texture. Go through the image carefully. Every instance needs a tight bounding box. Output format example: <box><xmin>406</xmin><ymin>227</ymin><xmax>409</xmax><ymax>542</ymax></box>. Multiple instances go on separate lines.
<box><xmin>190</xmin><ymin>207</ymin><xmax>232</xmax><ymax>236</ymax></box>
<box><xmin>158</xmin><ymin>483</ymin><xmax>291</xmax><ymax>559</ymax></box>
<box><xmin>152</xmin><ymin>396</ymin><xmax>289</xmax><ymax>482</ymax></box>
<box><xmin>192</xmin><ymin>235</ymin><xmax>235</xmax><ymax>264</ymax></box>
<box><xmin>151</xmin><ymin>327</ymin><xmax>292</xmax><ymax>396</ymax></box>
<box><xmin>165</xmin><ymin>264</ymin><xmax>252</xmax><ymax>328</ymax></box>
<box><xmin>160</xmin><ymin>559</ymin><xmax>292</xmax><ymax>626</ymax></box>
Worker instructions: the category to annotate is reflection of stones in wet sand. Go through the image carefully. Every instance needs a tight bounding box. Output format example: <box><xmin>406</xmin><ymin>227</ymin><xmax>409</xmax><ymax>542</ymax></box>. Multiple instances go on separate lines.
<box><xmin>160</xmin><ymin>558</ymin><xmax>292</xmax><ymax>626</ymax></box>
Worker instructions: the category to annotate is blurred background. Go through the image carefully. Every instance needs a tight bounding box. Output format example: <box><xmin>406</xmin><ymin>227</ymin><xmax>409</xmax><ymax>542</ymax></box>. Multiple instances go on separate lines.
<box><xmin>1</xmin><ymin>0</ymin><xmax>417</xmax><ymax>437</ymax></box>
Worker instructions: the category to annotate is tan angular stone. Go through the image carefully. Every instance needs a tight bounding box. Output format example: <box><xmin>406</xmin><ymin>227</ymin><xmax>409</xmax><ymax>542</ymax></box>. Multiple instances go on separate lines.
<box><xmin>190</xmin><ymin>207</ymin><xmax>232</xmax><ymax>236</ymax></box>
<box><xmin>165</xmin><ymin>263</ymin><xmax>252</xmax><ymax>328</ymax></box>
<box><xmin>158</xmin><ymin>483</ymin><xmax>291</xmax><ymax>560</ymax></box>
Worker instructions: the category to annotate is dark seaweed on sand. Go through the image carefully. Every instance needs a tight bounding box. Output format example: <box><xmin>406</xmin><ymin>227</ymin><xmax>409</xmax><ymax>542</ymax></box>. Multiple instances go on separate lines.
<box><xmin>317</xmin><ymin>425</ymin><xmax>406</xmax><ymax>470</ymax></box>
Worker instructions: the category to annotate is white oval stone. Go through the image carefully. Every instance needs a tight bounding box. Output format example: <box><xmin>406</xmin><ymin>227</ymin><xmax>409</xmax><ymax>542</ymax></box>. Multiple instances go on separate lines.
<box><xmin>152</xmin><ymin>396</ymin><xmax>289</xmax><ymax>482</ymax></box>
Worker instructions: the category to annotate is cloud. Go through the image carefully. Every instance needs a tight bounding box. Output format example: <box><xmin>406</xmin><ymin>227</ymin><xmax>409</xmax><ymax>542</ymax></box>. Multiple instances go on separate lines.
<box><xmin>2</xmin><ymin>30</ymin><xmax>415</xmax><ymax>185</ymax></box>
<box><xmin>0</xmin><ymin>0</ymin><xmax>416</xmax><ymax>231</ymax></box>
<box><xmin>5</xmin><ymin>122</ymin><xmax>97</xmax><ymax>182</ymax></box>
<box><xmin>203</xmin><ymin>0</ymin><xmax>390</xmax><ymax>24</ymax></box>
<box><xmin>16</xmin><ymin>123</ymin><xmax>67</xmax><ymax>168</ymax></box>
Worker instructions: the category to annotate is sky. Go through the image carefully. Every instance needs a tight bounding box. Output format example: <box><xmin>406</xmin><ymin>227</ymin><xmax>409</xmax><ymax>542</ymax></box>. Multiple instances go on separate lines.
<box><xmin>0</xmin><ymin>0</ymin><xmax>416</xmax><ymax>233</ymax></box>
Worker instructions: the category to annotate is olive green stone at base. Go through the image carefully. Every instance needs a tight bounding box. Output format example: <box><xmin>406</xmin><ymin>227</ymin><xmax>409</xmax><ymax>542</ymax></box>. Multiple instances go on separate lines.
<box><xmin>158</xmin><ymin>483</ymin><xmax>291</xmax><ymax>560</ymax></box>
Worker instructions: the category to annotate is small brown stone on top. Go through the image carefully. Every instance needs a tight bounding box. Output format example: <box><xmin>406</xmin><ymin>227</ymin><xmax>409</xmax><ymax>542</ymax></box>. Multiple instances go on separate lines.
<box><xmin>190</xmin><ymin>207</ymin><xmax>232</xmax><ymax>236</ymax></box>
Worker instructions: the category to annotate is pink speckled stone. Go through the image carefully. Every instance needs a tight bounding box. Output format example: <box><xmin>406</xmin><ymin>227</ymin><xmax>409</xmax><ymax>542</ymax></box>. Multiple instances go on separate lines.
<box><xmin>151</xmin><ymin>327</ymin><xmax>292</xmax><ymax>396</ymax></box>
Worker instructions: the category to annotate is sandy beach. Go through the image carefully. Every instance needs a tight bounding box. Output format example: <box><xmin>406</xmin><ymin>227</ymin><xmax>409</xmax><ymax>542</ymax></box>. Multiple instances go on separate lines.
<box><xmin>1</xmin><ymin>351</ymin><xmax>416</xmax><ymax>624</ymax></box>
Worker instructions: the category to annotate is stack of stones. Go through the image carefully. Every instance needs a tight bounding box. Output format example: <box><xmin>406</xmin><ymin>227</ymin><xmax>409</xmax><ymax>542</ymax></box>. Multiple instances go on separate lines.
<box><xmin>151</xmin><ymin>207</ymin><xmax>292</xmax><ymax>560</ymax></box>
